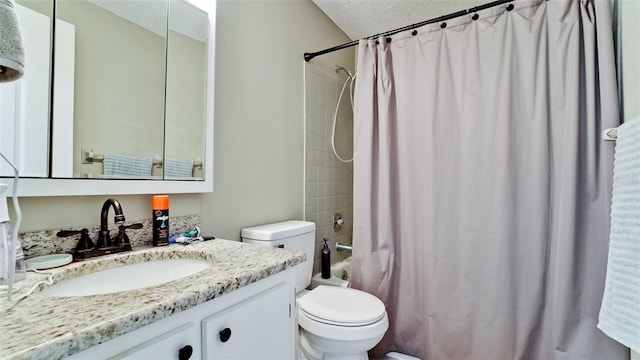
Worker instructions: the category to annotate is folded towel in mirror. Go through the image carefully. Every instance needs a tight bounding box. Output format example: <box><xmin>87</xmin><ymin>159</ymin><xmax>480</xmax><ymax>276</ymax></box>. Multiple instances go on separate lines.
<box><xmin>103</xmin><ymin>154</ymin><xmax>153</xmax><ymax>176</ymax></box>
<box><xmin>164</xmin><ymin>158</ymin><xmax>194</xmax><ymax>178</ymax></box>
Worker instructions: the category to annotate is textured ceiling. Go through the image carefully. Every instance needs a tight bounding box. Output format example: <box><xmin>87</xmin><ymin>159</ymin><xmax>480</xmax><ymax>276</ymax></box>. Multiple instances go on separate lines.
<box><xmin>89</xmin><ymin>0</ymin><xmax>209</xmax><ymax>42</ymax></box>
<box><xmin>312</xmin><ymin>0</ymin><xmax>496</xmax><ymax>40</ymax></box>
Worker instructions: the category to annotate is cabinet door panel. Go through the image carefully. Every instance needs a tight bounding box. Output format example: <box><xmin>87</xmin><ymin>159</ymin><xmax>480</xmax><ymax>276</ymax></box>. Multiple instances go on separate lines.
<box><xmin>112</xmin><ymin>322</ymin><xmax>200</xmax><ymax>360</ymax></box>
<box><xmin>202</xmin><ymin>283</ymin><xmax>291</xmax><ymax>359</ymax></box>
<box><xmin>0</xmin><ymin>4</ymin><xmax>51</xmax><ymax>178</ymax></box>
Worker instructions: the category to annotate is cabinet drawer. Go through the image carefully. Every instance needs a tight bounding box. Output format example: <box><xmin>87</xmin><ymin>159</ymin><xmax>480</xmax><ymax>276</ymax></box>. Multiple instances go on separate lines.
<box><xmin>202</xmin><ymin>283</ymin><xmax>292</xmax><ymax>359</ymax></box>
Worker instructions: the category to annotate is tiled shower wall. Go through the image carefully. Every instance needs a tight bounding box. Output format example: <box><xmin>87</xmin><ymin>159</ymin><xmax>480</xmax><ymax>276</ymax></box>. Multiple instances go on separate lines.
<box><xmin>304</xmin><ymin>63</ymin><xmax>354</xmax><ymax>275</ymax></box>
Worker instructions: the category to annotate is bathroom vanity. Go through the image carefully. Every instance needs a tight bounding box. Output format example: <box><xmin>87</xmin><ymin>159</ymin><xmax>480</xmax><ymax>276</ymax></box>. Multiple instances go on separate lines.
<box><xmin>0</xmin><ymin>240</ymin><xmax>304</xmax><ymax>359</ymax></box>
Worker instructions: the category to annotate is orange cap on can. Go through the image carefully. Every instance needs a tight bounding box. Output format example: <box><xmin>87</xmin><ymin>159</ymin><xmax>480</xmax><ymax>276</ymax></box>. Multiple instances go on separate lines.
<box><xmin>152</xmin><ymin>194</ymin><xmax>169</xmax><ymax>209</ymax></box>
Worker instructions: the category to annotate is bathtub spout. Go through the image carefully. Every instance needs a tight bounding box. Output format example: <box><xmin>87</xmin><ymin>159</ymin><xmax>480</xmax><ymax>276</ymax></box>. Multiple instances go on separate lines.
<box><xmin>336</xmin><ymin>242</ymin><xmax>352</xmax><ymax>254</ymax></box>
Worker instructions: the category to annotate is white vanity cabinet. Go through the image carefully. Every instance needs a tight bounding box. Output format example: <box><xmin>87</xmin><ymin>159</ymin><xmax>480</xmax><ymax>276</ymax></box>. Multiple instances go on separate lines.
<box><xmin>202</xmin><ymin>283</ymin><xmax>291</xmax><ymax>359</ymax></box>
<box><xmin>68</xmin><ymin>269</ymin><xmax>295</xmax><ymax>360</ymax></box>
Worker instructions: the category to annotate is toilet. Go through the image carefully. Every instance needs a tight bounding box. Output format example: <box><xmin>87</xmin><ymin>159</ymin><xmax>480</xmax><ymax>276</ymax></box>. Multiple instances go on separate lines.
<box><xmin>241</xmin><ymin>220</ymin><xmax>389</xmax><ymax>360</ymax></box>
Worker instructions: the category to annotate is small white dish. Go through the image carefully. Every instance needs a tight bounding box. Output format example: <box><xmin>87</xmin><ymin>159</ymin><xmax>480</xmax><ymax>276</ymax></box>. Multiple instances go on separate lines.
<box><xmin>25</xmin><ymin>254</ymin><xmax>72</xmax><ymax>270</ymax></box>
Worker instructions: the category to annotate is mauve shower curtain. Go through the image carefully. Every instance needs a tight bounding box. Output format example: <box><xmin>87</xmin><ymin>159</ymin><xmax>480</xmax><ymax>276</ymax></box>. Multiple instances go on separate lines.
<box><xmin>351</xmin><ymin>0</ymin><xmax>627</xmax><ymax>359</ymax></box>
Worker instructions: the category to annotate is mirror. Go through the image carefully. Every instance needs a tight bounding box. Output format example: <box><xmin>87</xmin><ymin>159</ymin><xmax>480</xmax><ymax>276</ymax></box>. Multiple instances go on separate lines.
<box><xmin>55</xmin><ymin>0</ymin><xmax>208</xmax><ymax>180</ymax></box>
<box><xmin>0</xmin><ymin>0</ymin><xmax>214</xmax><ymax>196</ymax></box>
<box><xmin>0</xmin><ymin>0</ymin><xmax>53</xmax><ymax>178</ymax></box>
<box><xmin>56</xmin><ymin>0</ymin><xmax>168</xmax><ymax>179</ymax></box>
<box><xmin>164</xmin><ymin>0</ymin><xmax>208</xmax><ymax>180</ymax></box>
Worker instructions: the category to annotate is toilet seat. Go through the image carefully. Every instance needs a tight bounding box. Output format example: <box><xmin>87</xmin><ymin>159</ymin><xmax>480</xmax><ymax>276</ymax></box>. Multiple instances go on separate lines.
<box><xmin>298</xmin><ymin>285</ymin><xmax>386</xmax><ymax>326</ymax></box>
<box><xmin>298</xmin><ymin>306</ymin><xmax>389</xmax><ymax>342</ymax></box>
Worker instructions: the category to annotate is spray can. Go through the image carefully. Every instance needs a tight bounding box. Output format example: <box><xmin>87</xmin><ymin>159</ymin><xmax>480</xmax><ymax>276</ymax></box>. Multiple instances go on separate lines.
<box><xmin>152</xmin><ymin>195</ymin><xmax>169</xmax><ymax>246</ymax></box>
<box><xmin>321</xmin><ymin>238</ymin><xmax>331</xmax><ymax>279</ymax></box>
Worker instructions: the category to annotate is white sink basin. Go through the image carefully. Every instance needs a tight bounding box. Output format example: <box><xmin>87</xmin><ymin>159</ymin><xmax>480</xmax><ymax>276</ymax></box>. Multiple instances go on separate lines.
<box><xmin>40</xmin><ymin>259</ymin><xmax>210</xmax><ymax>297</ymax></box>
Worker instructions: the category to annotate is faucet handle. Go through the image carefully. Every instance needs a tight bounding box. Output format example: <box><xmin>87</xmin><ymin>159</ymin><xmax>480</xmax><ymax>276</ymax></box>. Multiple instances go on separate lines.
<box><xmin>113</xmin><ymin>222</ymin><xmax>143</xmax><ymax>246</ymax></box>
<box><xmin>57</xmin><ymin>228</ymin><xmax>95</xmax><ymax>251</ymax></box>
<box><xmin>122</xmin><ymin>222</ymin><xmax>143</xmax><ymax>230</ymax></box>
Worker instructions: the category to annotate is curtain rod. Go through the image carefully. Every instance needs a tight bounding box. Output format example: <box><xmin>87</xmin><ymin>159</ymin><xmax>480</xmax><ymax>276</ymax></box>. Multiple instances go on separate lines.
<box><xmin>304</xmin><ymin>0</ymin><xmax>515</xmax><ymax>62</ymax></box>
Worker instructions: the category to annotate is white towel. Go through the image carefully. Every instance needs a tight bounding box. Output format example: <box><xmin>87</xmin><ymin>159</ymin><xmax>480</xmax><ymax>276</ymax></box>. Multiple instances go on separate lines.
<box><xmin>0</xmin><ymin>0</ymin><xmax>25</xmax><ymax>82</ymax></box>
<box><xmin>164</xmin><ymin>158</ymin><xmax>193</xmax><ymax>178</ymax></box>
<box><xmin>103</xmin><ymin>154</ymin><xmax>153</xmax><ymax>177</ymax></box>
<box><xmin>598</xmin><ymin>116</ymin><xmax>640</xmax><ymax>353</ymax></box>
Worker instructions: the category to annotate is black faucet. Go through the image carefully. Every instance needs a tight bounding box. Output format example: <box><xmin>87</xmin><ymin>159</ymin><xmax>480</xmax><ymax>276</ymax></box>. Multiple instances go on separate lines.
<box><xmin>57</xmin><ymin>198</ymin><xmax>142</xmax><ymax>260</ymax></box>
<box><xmin>97</xmin><ymin>198</ymin><xmax>126</xmax><ymax>249</ymax></box>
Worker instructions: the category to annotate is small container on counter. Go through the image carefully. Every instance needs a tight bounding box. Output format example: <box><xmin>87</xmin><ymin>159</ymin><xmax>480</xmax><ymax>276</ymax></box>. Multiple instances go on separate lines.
<box><xmin>152</xmin><ymin>195</ymin><xmax>170</xmax><ymax>246</ymax></box>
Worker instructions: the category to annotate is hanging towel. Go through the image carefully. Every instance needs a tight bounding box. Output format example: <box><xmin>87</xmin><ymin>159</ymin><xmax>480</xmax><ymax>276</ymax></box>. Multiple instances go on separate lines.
<box><xmin>103</xmin><ymin>154</ymin><xmax>153</xmax><ymax>177</ymax></box>
<box><xmin>0</xmin><ymin>0</ymin><xmax>25</xmax><ymax>82</ymax></box>
<box><xmin>164</xmin><ymin>158</ymin><xmax>194</xmax><ymax>178</ymax></box>
<box><xmin>598</xmin><ymin>116</ymin><xmax>640</xmax><ymax>353</ymax></box>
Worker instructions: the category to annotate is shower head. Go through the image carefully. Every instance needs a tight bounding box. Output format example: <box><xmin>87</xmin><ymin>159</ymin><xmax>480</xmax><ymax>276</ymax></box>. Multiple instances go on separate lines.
<box><xmin>335</xmin><ymin>65</ymin><xmax>354</xmax><ymax>78</ymax></box>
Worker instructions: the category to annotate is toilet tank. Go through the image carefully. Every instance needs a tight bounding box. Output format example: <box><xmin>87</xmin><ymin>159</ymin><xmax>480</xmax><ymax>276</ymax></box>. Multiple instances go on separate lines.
<box><xmin>241</xmin><ymin>220</ymin><xmax>316</xmax><ymax>293</ymax></box>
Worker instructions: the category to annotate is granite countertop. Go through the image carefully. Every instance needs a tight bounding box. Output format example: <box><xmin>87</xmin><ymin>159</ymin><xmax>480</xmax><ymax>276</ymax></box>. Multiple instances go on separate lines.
<box><xmin>0</xmin><ymin>239</ymin><xmax>305</xmax><ymax>360</ymax></box>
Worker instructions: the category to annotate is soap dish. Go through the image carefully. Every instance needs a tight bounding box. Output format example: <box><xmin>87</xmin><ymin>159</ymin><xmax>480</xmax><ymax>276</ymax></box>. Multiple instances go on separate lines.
<box><xmin>25</xmin><ymin>254</ymin><xmax>72</xmax><ymax>270</ymax></box>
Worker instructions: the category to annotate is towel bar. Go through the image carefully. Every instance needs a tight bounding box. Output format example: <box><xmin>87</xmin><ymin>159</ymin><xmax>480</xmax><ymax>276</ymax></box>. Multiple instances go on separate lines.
<box><xmin>80</xmin><ymin>147</ymin><xmax>202</xmax><ymax>167</ymax></box>
<box><xmin>81</xmin><ymin>148</ymin><xmax>163</xmax><ymax>165</ymax></box>
<box><xmin>602</xmin><ymin>128</ymin><xmax>618</xmax><ymax>141</ymax></box>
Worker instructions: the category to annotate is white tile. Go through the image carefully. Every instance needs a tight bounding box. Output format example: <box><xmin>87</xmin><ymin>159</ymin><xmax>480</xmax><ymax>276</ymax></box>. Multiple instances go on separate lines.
<box><xmin>309</xmin><ymin>166</ymin><xmax>318</xmax><ymax>182</ymax></box>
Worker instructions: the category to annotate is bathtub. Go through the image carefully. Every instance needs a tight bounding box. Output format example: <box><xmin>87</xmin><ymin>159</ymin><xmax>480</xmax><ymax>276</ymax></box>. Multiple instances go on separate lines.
<box><xmin>310</xmin><ymin>256</ymin><xmax>352</xmax><ymax>288</ymax></box>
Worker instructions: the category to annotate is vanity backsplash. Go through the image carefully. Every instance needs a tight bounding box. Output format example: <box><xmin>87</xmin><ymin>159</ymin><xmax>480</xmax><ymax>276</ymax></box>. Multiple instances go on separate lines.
<box><xmin>20</xmin><ymin>215</ymin><xmax>200</xmax><ymax>258</ymax></box>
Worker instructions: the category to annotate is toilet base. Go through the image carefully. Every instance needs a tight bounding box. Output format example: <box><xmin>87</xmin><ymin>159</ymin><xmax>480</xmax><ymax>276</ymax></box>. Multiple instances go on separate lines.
<box><xmin>383</xmin><ymin>352</ymin><xmax>421</xmax><ymax>360</ymax></box>
<box><xmin>299</xmin><ymin>328</ymin><xmax>371</xmax><ymax>360</ymax></box>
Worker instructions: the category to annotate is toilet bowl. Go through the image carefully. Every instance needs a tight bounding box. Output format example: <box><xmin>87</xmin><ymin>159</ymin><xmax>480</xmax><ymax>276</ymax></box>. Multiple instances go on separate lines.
<box><xmin>297</xmin><ymin>285</ymin><xmax>389</xmax><ymax>360</ymax></box>
<box><xmin>241</xmin><ymin>221</ymin><xmax>389</xmax><ymax>360</ymax></box>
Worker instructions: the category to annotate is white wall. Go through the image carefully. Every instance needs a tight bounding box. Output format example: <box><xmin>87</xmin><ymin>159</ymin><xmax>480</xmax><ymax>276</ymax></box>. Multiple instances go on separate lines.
<box><xmin>198</xmin><ymin>0</ymin><xmax>353</xmax><ymax>240</ymax></box>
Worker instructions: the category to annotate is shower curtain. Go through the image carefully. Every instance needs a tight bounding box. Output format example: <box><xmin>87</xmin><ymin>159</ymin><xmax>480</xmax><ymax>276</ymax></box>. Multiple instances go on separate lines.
<box><xmin>351</xmin><ymin>0</ymin><xmax>627</xmax><ymax>359</ymax></box>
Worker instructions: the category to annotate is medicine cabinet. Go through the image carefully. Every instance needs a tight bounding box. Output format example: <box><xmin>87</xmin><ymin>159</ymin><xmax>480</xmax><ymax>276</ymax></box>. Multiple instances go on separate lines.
<box><xmin>0</xmin><ymin>0</ymin><xmax>214</xmax><ymax>196</ymax></box>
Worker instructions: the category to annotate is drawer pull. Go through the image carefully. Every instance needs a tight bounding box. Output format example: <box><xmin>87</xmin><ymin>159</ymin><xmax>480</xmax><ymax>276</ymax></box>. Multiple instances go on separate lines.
<box><xmin>219</xmin><ymin>327</ymin><xmax>232</xmax><ymax>343</ymax></box>
<box><xmin>178</xmin><ymin>344</ymin><xmax>193</xmax><ymax>360</ymax></box>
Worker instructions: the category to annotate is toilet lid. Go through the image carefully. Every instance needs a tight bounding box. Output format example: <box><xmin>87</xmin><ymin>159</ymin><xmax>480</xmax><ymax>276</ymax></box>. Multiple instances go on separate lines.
<box><xmin>298</xmin><ymin>286</ymin><xmax>386</xmax><ymax>326</ymax></box>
